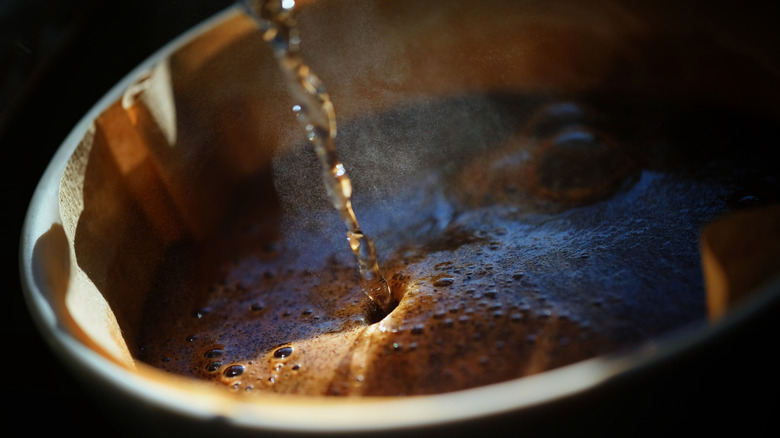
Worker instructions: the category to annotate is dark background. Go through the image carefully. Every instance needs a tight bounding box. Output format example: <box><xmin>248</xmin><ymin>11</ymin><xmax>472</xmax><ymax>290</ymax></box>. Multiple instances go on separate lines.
<box><xmin>2</xmin><ymin>1</ymin><xmax>778</xmax><ymax>436</ymax></box>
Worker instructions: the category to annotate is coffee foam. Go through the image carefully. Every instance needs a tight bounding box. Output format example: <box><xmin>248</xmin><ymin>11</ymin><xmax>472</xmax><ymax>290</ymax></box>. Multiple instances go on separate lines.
<box><xmin>132</xmin><ymin>95</ymin><xmax>728</xmax><ymax>396</ymax></box>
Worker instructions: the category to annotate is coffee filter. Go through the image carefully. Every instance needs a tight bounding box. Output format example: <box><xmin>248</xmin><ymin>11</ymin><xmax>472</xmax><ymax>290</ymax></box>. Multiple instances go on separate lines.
<box><xmin>20</xmin><ymin>1</ymin><xmax>780</xmax><ymax>435</ymax></box>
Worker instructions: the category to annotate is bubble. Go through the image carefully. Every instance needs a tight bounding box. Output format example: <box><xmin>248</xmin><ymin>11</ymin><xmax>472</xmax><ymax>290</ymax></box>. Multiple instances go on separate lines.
<box><xmin>274</xmin><ymin>346</ymin><xmax>294</xmax><ymax>358</ymax></box>
<box><xmin>251</xmin><ymin>303</ymin><xmax>265</xmax><ymax>311</ymax></box>
<box><xmin>434</xmin><ymin>261</ymin><xmax>453</xmax><ymax>270</ymax></box>
<box><xmin>223</xmin><ymin>364</ymin><xmax>245</xmax><ymax>378</ymax></box>
<box><xmin>186</xmin><ymin>335</ymin><xmax>199</xmax><ymax>342</ymax></box>
<box><xmin>204</xmin><ymin>348</ymin><xmax>225</xmax><ymax>358</ymax></box>
<box><xmin>433</xmin><ymin>277</ymin><xmax>454</xmax><ymax>287</ymax></box>
<box><xmin>411</xmin><ymin>324</ymin><xmax>424</xmax><ymax>334</ymax></box>
<box><xmin>193</xmin><ymin>307</ymin><xmax>211</xmax><ymax>319</ymax></box>
<box><xmin>206</xmin><ymin>361</ymin><xmax>222</xmax><ymax>372</ymax></box>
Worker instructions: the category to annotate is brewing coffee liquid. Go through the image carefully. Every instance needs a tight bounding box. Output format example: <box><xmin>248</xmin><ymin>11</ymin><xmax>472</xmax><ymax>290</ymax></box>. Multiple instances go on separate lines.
<box><xmin>242</xmin><ymin>0</ymin><xmax>396</xmax><ymax>314</ymax></box>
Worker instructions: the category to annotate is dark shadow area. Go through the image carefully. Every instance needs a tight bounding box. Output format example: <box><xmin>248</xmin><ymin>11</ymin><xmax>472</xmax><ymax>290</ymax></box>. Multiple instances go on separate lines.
<box><xmin>3</xmin><ymin>1</ymin><xmax>232</xmax><ymax>437</ymax></box>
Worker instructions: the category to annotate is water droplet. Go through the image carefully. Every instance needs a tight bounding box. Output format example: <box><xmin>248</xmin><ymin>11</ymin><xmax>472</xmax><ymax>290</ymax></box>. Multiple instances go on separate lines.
<box><xmin>274</xmin><ymin>346</ymin><xmax>294</xmax><ymax>358</ymax></box>
<box><xmin>223</xmin><ymin>364</ymin><xmax>245</xmax><ymax>378</ymax></box>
